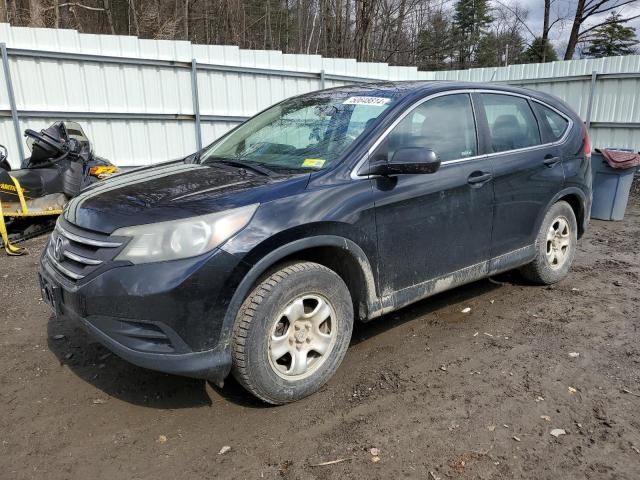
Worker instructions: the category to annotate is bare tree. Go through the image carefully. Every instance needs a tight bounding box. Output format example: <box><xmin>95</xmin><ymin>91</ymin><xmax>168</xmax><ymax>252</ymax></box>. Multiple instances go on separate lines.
<box><xmin>28</xmin><ymin>0</ymin><xmax>46</xmax><ymax>26</ymax></box>
<box><xmin>3</xmin><ymin>0</ymin><xmax>636</xmax><ymax>71</ymax></box>
<box><xmin>564</xmin><ymin>0</ymin><xmax>640</xmax><ymax>59</ymax></box>
<box><xmin>127</xmin><ymin>0</ymin><xmax>138</xmax><ymax>36</ymax></box>
<box><xmin>101</xmin><ymin>0</ymin><xmax>115</xmax><ymax>34</ymax></box>
<box><xmin>183</xmin><ymin>0</ymin><xmax>188</xmax><ymax>39</ymax></box>
<box><xmin>354</xmin><ymin>0</ymin><xmax>379</xmax><ymax>61</ymax></box>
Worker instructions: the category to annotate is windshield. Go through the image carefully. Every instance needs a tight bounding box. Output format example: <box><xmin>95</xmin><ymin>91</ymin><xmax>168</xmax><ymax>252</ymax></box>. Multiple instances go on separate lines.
<box><xmin>199</xmin><ymin>91</ymin><xmax>396</xmax><ymax>172</ymax></box>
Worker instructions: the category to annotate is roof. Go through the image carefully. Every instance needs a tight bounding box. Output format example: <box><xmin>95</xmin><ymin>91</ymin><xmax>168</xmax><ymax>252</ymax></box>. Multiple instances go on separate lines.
<box><xmin>309</xmin><ymin>80</ymin><xmax>576</xmax><ymax>118</ymax></box>
<box><xmin>322</xmin><ymin>80</ymin><xmax>539</xmax><ymax>97</ymax></box>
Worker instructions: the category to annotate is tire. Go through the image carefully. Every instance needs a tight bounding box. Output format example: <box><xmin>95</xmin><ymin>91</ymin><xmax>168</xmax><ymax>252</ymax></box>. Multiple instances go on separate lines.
<box><xmin>231</xmin><ymin>261</ymin><xmax>353</xmax><ymax>404</ymax></box>
<box><xmin>520</xmin><ymin>200</ymin><xmax>577</xmax><ymax>285</ymax></box>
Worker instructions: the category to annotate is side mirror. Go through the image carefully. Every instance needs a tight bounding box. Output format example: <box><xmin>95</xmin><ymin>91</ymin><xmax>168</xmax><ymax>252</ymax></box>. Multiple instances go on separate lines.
<box><xmin>361</xmin><ymin>147</ymin><xmax>441</xmax><ymax>176</ymax></box>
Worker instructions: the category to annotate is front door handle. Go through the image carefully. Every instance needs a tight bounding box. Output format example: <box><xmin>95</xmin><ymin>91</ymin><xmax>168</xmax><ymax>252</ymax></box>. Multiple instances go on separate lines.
<box><xmin>544</xmin><ymin>155</ymin><xmax>561</xmax><ymax>167</ymax></box>
<box><xmin>467</xmin><ymin>171</ymin><xmax>492</xmax><ymax>186</ymax></box>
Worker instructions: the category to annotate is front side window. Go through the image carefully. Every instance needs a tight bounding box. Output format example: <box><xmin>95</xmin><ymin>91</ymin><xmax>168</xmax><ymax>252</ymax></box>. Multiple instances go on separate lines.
<box><xmin>481</xmin><ymin>94</ymin><xmax>541</xmax><ymax>153</ymax></box>
<box><xmin>200</xmin><ymin>93</ymin><xmax>395</xmax><ymax>172</ymax></box>
<box><xmin>373</xmin><ymin>93</ymin><xmax>477</xmax><ymax>163</ymax></box>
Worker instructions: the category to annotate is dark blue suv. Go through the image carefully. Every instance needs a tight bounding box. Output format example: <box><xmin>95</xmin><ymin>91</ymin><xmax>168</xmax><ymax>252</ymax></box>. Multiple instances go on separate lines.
<box><xmin>39</xmin><ymin>82</ymin><xmax>592</xmax><ymax>404</ymax></box>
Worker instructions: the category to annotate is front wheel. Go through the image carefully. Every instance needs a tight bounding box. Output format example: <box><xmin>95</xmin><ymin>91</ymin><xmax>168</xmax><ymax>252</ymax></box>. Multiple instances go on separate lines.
<box><xmin>520</xmin><ymin>200</ymin><xmax>578</xmax><ymax>284</ymax></box>
<box><xmin>231</xmin><ymin>261</ymin><xmax>353</xmax><ymax>404</ymax></box>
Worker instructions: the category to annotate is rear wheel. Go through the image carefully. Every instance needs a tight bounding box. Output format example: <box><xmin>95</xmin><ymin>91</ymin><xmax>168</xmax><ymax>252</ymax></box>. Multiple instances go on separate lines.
<box><xmin>520</xmin><ymin>200</ymin><xmax>577</xmax><ymax>284</ymax></box>
<box><xmin>231</xmin><ymin>261</ymin><xmax>353</xmax><ymax>404</ymax></box>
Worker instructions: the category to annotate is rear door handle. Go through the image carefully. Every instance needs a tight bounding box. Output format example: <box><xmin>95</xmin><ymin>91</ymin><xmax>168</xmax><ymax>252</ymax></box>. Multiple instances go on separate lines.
<box><xmin>544</xmin><ymin>155</ymin><xmax>560</xmax><ymax>167</ymax></box>
<box><xmin>467</xmin><ymin>171</ymin><xmax>492</xmax><ymax>186</ymax></box>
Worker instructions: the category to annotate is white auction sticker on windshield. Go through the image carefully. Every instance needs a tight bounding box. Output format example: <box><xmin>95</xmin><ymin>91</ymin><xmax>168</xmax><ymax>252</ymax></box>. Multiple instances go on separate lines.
<box><xmin>343</xmin><ymin>96</ymin><xmax>391</xmax><ymax>106</ymax></box>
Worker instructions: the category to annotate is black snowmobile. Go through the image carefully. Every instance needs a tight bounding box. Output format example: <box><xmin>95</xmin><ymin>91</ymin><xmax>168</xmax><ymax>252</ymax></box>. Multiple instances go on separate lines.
<box><xmin>0</xmin><ymin>121</ymin><xmax>118</xmax><ymax>255</ymax></box>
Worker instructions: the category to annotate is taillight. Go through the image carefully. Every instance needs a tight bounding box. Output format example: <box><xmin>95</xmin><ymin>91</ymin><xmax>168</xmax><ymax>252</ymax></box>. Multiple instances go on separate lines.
<box><xmin>583</xmin><ymin>126</ymin><xmax>591</xmax><ymax>161</ymax></box>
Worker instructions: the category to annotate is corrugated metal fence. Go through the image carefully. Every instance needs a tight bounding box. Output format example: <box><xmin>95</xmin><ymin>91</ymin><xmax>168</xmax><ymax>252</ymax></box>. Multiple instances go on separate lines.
<box><xmin>1</xmin><ymin>23</ymin><xmax>639</xmax><ymax>168</ymax></box>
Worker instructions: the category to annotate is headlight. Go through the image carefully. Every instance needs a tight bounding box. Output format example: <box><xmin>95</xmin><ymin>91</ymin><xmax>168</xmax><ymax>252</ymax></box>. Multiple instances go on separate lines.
<box><xmin>113</xmin><ymin>204</ymin><xmax>258</xmax><ymax>264</ymax></box>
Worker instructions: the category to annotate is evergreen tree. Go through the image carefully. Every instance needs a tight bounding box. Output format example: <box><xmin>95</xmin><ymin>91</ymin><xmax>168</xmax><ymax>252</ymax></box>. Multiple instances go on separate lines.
<box><xmin>476</xmin><ymin>31</ymin><xmax>526</xmax><ymax>67</ymax></box>
<box><xmin>524</xmin><ymin>37</ymin><xmax>558</xmax><ymax>63</ymax></box>
<box><xmin>417</xmin><ymin>10</ymin><xmax>453</xmax><ymax>71</ymax></box>
<box><xmin>453</xmin><ymin>0</ymin><xmax>493</xmax><ymax>68</ymax></box>
<box><xmin>583</xmin><ymin>12</ymin><xmax>638</xmax><ymax>58</ymax></box>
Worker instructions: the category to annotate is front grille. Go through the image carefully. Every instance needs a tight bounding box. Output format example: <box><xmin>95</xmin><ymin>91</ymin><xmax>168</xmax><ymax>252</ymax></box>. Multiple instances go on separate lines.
<box><xmin>46</xmin><ymin>218</ymin><xmax>125</xmax><ymax>281</ymax></box>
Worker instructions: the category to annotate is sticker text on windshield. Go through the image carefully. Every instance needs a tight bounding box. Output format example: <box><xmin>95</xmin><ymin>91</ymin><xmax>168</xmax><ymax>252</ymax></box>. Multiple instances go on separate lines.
<box><xmin>343</xmin><ymin>96</ymin><xmax>391</xmax><ymax>106</ymax></box>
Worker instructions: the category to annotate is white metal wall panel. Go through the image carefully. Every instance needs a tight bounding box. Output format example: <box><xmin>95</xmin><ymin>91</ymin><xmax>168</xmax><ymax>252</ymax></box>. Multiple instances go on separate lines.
<box><xmin>590</xmin><ymin>127</ymin><xmax>639</xmax><ymax>149</ymax></box>
<box><xmin>0</xmin><ymin>120</ymin><xmax>19</xmax><ymax>166</ymax></box>
<box><xmin>0</xmin><ymin>51</ymin><xmax>19</xmax><ymax>162</ymax></box>
<box><xmin>1</xmin><ymin>22</ymin><xmax>639</xmax><ymax>169</ymax></box>
<box><xmin>591</xmin><ymin>77</ymin><xmax>640</xmax><ymax>123</ymax></box>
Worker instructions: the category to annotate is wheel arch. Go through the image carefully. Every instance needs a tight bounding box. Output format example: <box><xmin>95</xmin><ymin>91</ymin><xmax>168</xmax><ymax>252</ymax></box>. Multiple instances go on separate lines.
<box><xmin>218</xmin><ymin>235</ymin><xmax>381</xmax><ymax>359</ymax></box>
<box><xmin>540</xmin><ymin>187</ymin><xmax>589</xmax><ymax>239</ymax></box>
<box><xmin>557</xmin><ymin>191</ymin><xmax>587</xmax><ymax>238</ymax></box>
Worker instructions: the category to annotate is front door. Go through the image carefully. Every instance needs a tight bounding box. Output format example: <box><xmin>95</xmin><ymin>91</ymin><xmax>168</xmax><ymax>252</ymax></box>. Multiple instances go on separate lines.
<box><xmin>369</xmin><ymin>92</ymin><xmax>495</xmax><ymax>305</ymax></box>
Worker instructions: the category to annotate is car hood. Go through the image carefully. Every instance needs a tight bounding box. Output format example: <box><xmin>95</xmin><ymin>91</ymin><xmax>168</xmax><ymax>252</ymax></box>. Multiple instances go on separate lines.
<box><xmin>64</xmin><ymin>160</ymin><xmax>309</xmax><ymax>233</ymax></box>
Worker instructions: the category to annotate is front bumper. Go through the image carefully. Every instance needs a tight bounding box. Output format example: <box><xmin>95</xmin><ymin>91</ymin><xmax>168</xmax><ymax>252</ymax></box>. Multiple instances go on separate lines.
<box><xmin>65</xmin><ymin>306</ymin><xmax>231</xmax><ymax>384</ymax></box>
<box><xmin>39</xmin><ymin>245</ymin><xmax>249</xmax><ymax>384</ymax></box>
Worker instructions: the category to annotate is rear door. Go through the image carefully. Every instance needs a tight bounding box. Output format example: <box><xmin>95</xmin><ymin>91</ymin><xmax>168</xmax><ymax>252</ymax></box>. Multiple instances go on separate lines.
<box><xmin>475</xmin><ymin>92</ymin><xmax>566</xmax><ymax>262</ymax></box>
<box><xmin>369</xmin><ymin>92</ymin><xmax>495</xmax><ymax>298</ymax></box>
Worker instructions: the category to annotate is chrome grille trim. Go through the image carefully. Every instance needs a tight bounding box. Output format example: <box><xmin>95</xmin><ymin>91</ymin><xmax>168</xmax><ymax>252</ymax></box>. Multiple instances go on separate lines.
<box><xmin>46</xmin><ymin>248</ymin><xmax>85</xmax><ymax>280</ymax></box>
<box><xmin>57</xmin><ymin>224</ymin><xmax>122</xmax><ymax>248</ymax></box>
<box><xmin>48</xmin><ymin>219</ymin><xmax>126</xmax><ymax>282</ymax></box>
<box><xmin>63</xmin><ymin>250</ymin><xmax>103</xmax><ymax>265</ymax></box>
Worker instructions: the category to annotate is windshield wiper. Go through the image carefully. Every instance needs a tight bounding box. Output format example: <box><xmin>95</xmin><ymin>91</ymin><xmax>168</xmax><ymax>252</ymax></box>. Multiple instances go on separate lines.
<box><xmin>204</xmin><ymin>156</ymin><xmax>273</xmax><ymax>176</ymax></box>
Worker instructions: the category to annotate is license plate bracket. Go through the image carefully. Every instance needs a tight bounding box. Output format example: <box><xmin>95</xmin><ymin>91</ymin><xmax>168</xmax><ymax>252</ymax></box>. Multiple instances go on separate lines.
<box><xmin>39</xmin><ymin>273</ymin><xmax>62</xmax><ymax>316</ymax></box>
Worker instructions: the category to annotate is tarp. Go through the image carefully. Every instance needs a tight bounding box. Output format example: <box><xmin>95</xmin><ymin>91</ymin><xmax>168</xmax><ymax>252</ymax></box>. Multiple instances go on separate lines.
<box><xmin>596</xmin><ymin>149</ymin><xmax>640</xmax><ymax>170</ymax></box>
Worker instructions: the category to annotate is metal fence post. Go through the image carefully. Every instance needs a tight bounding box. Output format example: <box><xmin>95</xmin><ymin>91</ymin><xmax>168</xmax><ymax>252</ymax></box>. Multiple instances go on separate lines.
<box><xmin>319</xmin><ymin>69</ymin><xmax>325</xmax><ymax>90</ymax></box>
<box><xmin>585</xmin><ymin>70</ymin><xmax>598</xmax><ymax>130</ymax></box>
<box><xmin>190</xmin><ymin>58</ymin><xmax>202</xmax><ymax>151</ymax></box>
<box><xmin>1</xmin><ymin>43</ymin><xmax>26</xmax><ymax>165</ymax></box>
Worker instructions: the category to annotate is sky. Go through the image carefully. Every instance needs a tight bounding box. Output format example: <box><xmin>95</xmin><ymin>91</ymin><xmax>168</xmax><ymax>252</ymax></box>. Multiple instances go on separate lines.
<box><xmin>500</xmin><ymin>0</ymin><xmax>640</xmax><ymax>56</ymax></box>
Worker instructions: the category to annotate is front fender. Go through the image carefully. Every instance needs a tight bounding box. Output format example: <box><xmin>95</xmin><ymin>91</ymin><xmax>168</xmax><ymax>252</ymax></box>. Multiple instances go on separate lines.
<box><xmin>217</xmin><ymin>235</ymin><xmax>381</xmax><ymax>358</ymax></box>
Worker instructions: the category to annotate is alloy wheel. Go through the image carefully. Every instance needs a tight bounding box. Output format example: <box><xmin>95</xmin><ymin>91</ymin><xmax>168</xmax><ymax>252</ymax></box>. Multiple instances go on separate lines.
<box><xmin>268</xmin><ymin>294</ymin><xmax>338</xmax><ymax>380</ymax></box>
<box><xmin>545</xmin><ymin>216</ymin><xmax>571</xmax><ymax>269</ymax></box>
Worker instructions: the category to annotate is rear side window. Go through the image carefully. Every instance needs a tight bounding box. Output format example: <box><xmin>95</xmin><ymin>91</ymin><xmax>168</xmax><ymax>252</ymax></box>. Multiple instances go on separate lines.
<box><xmin>481</xmin><ymin>94</ymin><xmax>541</xmax><ymax>153</ymax></box>
<box><xmin>374</xmin><ymin>93</ymin><xmax>477</xmax><ymax>162</ymax></box>
<box><xmin>533</xmin><ymin>102</ymin><xmax>570</xmax><ymax>142</ymax></box>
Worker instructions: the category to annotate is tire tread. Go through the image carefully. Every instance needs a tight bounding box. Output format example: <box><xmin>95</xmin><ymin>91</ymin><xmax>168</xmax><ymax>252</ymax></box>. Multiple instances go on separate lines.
<box><xmin>231</xmin><ymin>261</ymin><xmax>339</xmax><ymax>404</ymax></box>
<box><xmin>520</xmin><ymin>200</ymin><xmax>577</xmax><ymax>285</ymax></box>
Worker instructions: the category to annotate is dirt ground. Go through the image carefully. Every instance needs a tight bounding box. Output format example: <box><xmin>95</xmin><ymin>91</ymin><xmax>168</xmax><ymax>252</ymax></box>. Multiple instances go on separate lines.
<box><xmin>2</xmin><ymin>181</ymin><xmax>640</xmax><ymax>480</ymax></box>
